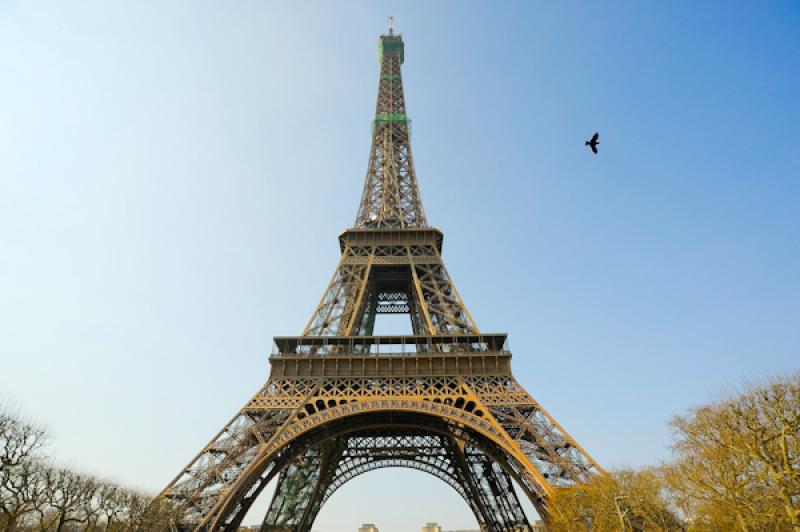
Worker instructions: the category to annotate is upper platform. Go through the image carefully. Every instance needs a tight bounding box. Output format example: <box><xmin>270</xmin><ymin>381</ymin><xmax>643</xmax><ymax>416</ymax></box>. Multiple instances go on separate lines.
<box><xmin>338</xmin><ymin>227</ymin><xmax>444</xmax><ymax>253</ymax></box>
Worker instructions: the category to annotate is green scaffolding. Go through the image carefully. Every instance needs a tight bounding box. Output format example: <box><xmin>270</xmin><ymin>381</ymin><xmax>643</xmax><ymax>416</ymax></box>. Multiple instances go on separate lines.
<box><xmin>371</xmin><ymin>114</ymin><xmax>411</xmax><ymax>136</ymax></box>
<box><xmin>378</xmin><ymin>36</ymin><xmax>404</xmax><ymax>64</ymax></box>
<box><xmin>374</xmin><ymin>112</ymin><xmax>408</xmax><ymax>122</ymax></box>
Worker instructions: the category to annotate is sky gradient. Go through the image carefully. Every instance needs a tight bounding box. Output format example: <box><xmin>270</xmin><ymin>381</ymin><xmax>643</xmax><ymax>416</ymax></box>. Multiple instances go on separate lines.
<box><xmin>1</xmin><ymin>2</ymin><xmax>799</xmax><ymax>531</ymax></box>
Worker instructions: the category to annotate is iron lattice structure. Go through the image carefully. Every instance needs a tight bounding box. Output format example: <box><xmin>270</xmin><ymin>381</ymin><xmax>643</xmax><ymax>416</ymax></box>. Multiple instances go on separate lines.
<box><xmin>159</xmin><ymin>28</ymin><xmax>604</xmax><ymax>532</ymax></box>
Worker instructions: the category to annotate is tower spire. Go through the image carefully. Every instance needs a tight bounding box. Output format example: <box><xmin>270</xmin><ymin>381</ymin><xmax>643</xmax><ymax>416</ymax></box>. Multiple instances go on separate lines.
<box><xmin>355</xmin><ymin>28</ymin><xmax>427</xmax><ymax>228</ymax></box>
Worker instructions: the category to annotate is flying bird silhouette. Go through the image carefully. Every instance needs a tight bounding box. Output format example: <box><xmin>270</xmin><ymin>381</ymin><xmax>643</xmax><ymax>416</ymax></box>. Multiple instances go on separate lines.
<box><xmin>585</xmin><ymin>132</ymin><xmax>599</xmax><ymax>154</ymax></box>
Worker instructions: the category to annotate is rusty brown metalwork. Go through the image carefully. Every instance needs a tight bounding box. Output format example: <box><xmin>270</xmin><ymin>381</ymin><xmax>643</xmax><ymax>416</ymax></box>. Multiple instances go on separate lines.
<box><xmin>158</xmin><ymin>27</ymin><xmax>604</xmax><ymax>532</ymax></box>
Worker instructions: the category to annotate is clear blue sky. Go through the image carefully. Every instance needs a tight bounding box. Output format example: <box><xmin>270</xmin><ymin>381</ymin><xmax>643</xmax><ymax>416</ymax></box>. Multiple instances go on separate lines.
<box><xmin>1</xmin><ymin>2</ymin><xmax>798</xmax><ymax>531</ymax></box>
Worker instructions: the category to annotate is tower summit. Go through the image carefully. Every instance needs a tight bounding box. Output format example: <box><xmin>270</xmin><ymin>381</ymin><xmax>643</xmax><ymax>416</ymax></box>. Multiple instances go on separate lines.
<box><xmin>158</xmin><ymin>27</ymin><xmax>603</xmax><ymax>532</ymax></box>
<box><xmin>356</xmin><ymin>28</ymin><xmax>426</xmax><ymax>228</ymax></box>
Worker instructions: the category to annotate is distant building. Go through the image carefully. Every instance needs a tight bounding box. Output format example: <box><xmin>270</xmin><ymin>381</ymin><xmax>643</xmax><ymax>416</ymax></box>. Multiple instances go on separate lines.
<box><xmin>359</xmin><ymin>524</ymin><xmax>379</xmax><ymax>532</ymax></box>
<box><xmin>421</xmin><ymin>523</ymin><xmax>442</xmax><ymax>532</ymax></box>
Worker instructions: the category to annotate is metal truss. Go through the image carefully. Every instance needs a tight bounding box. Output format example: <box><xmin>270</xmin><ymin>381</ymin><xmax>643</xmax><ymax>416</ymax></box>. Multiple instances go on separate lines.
<box><xmin>303</xmin><ymin>239</ymin><xmax>477</xmax><ymax>337</ymax></box>
<box><xmin>160</xmin><ymin>369</ymin><xmax>603</xmax><ymax>530</ymax></box>
<box><xmin>158</xmin><ymin>27</ymin><xmax>604</xmax><ymax>532</ymax></box>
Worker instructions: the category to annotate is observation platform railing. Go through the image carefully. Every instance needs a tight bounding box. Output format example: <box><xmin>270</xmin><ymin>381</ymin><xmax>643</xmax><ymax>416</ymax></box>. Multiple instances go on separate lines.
<box><xmin>271</xmin><ymin>333</ymin><xmax>509</xmax><ymax>357</ymax></box>
<box><xmin>269</xmin><ymin>334</ymin><xmax>512</xmax><ymax>378</ymax></box>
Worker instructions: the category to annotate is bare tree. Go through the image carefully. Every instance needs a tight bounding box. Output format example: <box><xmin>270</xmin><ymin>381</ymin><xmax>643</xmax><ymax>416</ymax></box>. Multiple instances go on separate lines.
<box><xmin>0</xmin><ymin>457</ymin><xmax>49</xmax><ymax>531</ymax></box>
<box><xmin>0</xmin><ymin>409</ymin><xmax>47</xmax><ymax>472</ymax></box>
<box><xmin>667</xmin><ymin>372</ymin><xmax>800</xmax><ymax>531</ymax></box>
<box><xmin>93</xmin><ymin>482</ymin><xmax>124</xmax><ymax>531</ymax></box>
<box><xmin>131</xmin><ymin>494</ymin><xmax>180</xmax><ymax>531</ymax></box>
<box><xmin>547</xmin><ymin>468</ymin><xmax>684</xmax><ymax>531</ymax></box>
<box><xmin>0</xmin><ymin>410</ymin><xmax>50</xmax><ymax>530</ymax></box>
<box><xmin>40</xmin><ymin>467</ymin><xmax>99</xmax><ymax>531</ymax></box>
<box><xmin>1</xmin><ymin>405</ymin><xmax>169</xmax><ymax>531</ymax></box>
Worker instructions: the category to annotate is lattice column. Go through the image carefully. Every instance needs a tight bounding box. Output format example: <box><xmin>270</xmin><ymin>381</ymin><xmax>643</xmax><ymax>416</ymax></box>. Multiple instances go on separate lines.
<box><xmin>261</xmin><ymin>447</ymin><xmax>322</xmax><ymax>530</ymax></box>
<box><xmin>303</xmin><ymin>245</ymin><xmax>374</xmax><ymax>337</ymax></box>
<box><xmin>457</xmin><ymin>444</ymin><xmax>531</xmax><ymax>531</ymax></box>
<box><xmin>261</xmin><ymin>441</ymin><xmax>344</xmax><ymax>532</ymax></box>
<box><xmin>464</xmin><ymin>376</ymin><xmax>604</xmax><ymax>486</ymax></box>
<box><xmin>159</xmin><ymin>379</ymin><xmax>318</xmax><ymax>530</ymax></box>
<box><xmin>413</xmin><ymin>251</ymin><xmax>478</xmax><ymax>335</ymax></box>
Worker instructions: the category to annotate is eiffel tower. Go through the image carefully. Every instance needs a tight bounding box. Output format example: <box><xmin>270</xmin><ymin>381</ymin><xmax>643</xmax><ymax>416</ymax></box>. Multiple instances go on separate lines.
<box><xmin>159</xmin><ymin>24</ymin><xmax>604</xmax><ymax>532</ymax></box>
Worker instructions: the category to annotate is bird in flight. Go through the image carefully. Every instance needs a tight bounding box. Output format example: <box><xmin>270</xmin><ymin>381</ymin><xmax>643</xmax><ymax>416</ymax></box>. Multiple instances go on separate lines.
<box><xmin>585</xmin><ymin>132</ymin><xmax>599</xmax><ymax>154</ymax></box>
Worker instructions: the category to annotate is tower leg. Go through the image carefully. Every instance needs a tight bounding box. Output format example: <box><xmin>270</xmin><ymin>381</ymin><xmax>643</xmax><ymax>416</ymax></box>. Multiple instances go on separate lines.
<box><xmin>451</xmin><ymin>442</ymin><xmax>532</xmax><ymax>531</ymax></box>
<box><xmin>260</xmin><ymin>441</ymin><xmax>343</xmax><ymax>532</ymax></box>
